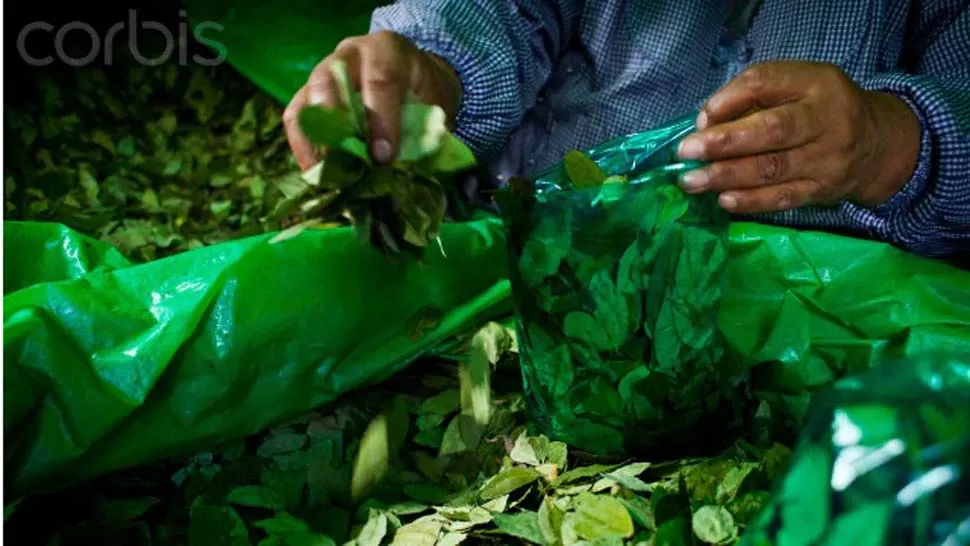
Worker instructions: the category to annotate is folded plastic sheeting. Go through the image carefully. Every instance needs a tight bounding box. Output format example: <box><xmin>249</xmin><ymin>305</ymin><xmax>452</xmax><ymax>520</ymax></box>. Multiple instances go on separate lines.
<box><xmin>741</xmin><ymin>354</ymin><xmax>970</xmax><ymax>546</ymax></box>
<box><xmin>3</xmin><ymin>219</ymin><xmax>512</xmax><ymax>497</ymax></box>
<box><xmin>7</xmin><ymin>215</ymin><xmax>970</xmax><ymax>499</ymax></box>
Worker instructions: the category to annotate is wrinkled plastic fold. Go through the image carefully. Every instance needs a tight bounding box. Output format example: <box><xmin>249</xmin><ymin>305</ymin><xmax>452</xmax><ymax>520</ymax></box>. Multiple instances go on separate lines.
<box><xmin>7</xmin><ymin>208</ymin><xmax>970</xmax><ymax>498</ymax></box>
<box><xmin>3</xmin><ymin>219</ymin><xmax>512</xmax><ymax>497</ymax></box>
<box><xmin>741</xmin><ymin>354</ymin><xmax>970</xmax><ymax>546</ymax></box>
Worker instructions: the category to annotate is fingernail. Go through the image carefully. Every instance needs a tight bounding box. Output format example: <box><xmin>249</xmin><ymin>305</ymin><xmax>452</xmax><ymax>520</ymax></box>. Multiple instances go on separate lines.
<box><xmin>372</xmin><ymin>139</ymin><xmax>393</xmax><ymax>164</ymax></box>
<box><xmin>678</xmin><ymin>137</ymin><xmax>705</xmax><ymax>160</ymax></box>
<box><xmin>680</xmin><ymin>170</ymin><xmax>708</xmax><ymax>192</ymax></box>
<box><xmin>309</xmin><ymin>87</ymin><xmax>326</xmax><ymax>105</ymax></box>
<box><xmin>695</xmin><ymin>110</ymin><xmax>709</xmax><ymax>130</ymax></box>
<box><xmin>719</xmin><ymin>193</ymin><xmax>738</xmax><ymax>210</ymax></box>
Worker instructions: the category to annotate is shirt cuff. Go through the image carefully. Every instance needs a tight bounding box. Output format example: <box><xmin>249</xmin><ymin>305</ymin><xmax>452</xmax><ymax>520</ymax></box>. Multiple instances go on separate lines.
<box><xmin>840</xmin><ymin>83</ymin><xmax>933</xmax><ymax>221</ymax></box>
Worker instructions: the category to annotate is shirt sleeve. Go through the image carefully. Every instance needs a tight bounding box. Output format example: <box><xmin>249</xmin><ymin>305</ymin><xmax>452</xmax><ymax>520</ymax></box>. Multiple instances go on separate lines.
<box><xmin>370</xmin><ymin>0</ymin><xmax>582</xmax><ymax>158</ymax></box>
<box><xmin>844</xmin><ymin>5</ymin><xmax>970</xmax><ymax>257</ymax></box>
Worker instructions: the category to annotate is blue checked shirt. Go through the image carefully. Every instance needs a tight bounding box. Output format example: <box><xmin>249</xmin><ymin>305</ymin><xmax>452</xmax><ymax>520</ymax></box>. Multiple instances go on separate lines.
<box><xmin>371</xmin><ymin>1</ymin><xmax>970</xmax><ymax>257</ymax></box>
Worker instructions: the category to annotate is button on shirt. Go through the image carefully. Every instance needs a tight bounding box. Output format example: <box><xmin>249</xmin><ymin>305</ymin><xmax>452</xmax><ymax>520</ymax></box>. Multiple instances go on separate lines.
<box><xmin>372</xmin><ymin>1</ymin><xmax>970</xmax><ymax>257</ymax></box>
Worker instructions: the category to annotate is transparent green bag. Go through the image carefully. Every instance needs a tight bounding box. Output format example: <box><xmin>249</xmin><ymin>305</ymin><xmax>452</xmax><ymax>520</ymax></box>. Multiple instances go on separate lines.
<box><xmin>741</xmin><ymin>353</ymin><xmax>970</xmax><ymax>545</ymax></box>
<box><xmin>498</xmin><ymin>116</ymin><xmax>744</xmax><ymax>457</ymax></box>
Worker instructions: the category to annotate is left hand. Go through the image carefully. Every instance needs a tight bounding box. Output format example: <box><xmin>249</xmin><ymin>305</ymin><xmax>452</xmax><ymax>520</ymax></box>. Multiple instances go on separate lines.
<box><xmin>676</xmin><ymin>61</ymin><xmax>921</xmax><ymax>214</ymax></box>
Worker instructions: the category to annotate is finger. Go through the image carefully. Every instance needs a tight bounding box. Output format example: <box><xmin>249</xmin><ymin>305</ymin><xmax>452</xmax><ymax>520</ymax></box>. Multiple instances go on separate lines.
<box><xmin>358</xmin><ymin>42</ymin><xmax>408</xmax><ymax>164</ymax></box>
<box><xmin>718</xmin><ymin>179</ymin><xmax>823</xmax><ymax>214</ymax></box>
<box><xmin>283</xmin><ymin>86</ymin><xmax>319</xmax><ymax>171</ymax></box>
<box><xmin>307</xmin><ymin>47</ymin><xmax>360</xmax><ymax>109</ymax></box>
<box><xmin>699</xmin><ymin>62</ymin><xmax>813</xmax><ymax>128</ymax></box>
<box><xmin>679</xmin><ymin>102</ymin><xmax>819</xmax><ymax>161</ymax></box>
<box><xmin>680</xmin><ymin>148</ymin><xmax>817</xmax><ymax>194</ymax></box>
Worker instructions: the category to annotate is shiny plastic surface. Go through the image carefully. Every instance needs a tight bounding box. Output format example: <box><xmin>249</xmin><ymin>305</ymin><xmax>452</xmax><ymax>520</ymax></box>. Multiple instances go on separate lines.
<box><xmin>741</xmin><ymin>354</ymin><xmax>970</xmax><ymax>546</ymax></box>
<box><xmin>500</xmin><ymin>116</ymin><xmax>736</xmax><ymax>457</ymax></box>
<box><xmin>3</xmin><ymin>219</ymin><xmax>512</xmax><ymax>497</ymax></box>
<box><xmin>6</xmin><ymin>216</ymin><xmax>970</xmax><ymax>497</ymax></box>
<box><xmin>183</xmin><ymin>0</ymin><xmax>389</xmax><ymax>104</ymax></box>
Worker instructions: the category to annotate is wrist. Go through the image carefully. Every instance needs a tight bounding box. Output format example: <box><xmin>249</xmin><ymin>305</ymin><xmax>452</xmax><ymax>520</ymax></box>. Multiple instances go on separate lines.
<box><xmin>852</xmin><ymin>91</ymin><xmax>922</xmax><ymax>207</ymax></box>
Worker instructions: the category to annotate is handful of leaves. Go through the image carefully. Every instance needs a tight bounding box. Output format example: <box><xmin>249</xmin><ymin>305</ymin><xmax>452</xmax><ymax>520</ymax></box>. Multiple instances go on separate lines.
<box><xmin>499</xmin><ymin>149</ymin><xmax>738</xmax><ymax>458</ymax></box>
<box><xmin>274</xmin><ymin>61</ymin><xmax>477</xmax><ymax>255</ymax></box>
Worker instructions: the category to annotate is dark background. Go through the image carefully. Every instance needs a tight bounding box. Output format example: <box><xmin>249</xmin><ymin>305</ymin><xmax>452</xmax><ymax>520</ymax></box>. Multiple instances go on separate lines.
<box><xmin>4</xmin><ymin>1</ymin><xmax>215</xmax><ymax>106</ymax></box>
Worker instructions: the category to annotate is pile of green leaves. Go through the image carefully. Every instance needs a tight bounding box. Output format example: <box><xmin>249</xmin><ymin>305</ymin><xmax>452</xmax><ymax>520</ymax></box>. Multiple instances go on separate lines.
<box><xmin>3</xmin><ymin>52</ymin><xmax>317</xmax><ymax>261</ymax></box>
<box><xmin>498</xmin><ymin>151</ymin><xmax>741</xmax><ymax>457</ymax></box>
<box><xmin>272</xmin><ymin>60</ymin><xmax>476</xmax><ymax>255</ymax></box>
<box><xmin>4</xmin><ymin>42</ymin><xmax>786</xmax><ymax>546</ymax></box>
<box><xmin>6</xmin><ymin>321</ymin><xmax>786</xmax><ymax>546</ymax></box>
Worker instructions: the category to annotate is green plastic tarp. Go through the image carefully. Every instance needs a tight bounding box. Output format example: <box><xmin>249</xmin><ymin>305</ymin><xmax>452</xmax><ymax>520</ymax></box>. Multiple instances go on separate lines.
<box><xmin>182</xmin><ymin>0</ymin><xmax>392</xmax><ymax>105</ymax></box>
<box><xmin>4</xmin><ymin>219</ymin><xmax>512</xmax><ymax>497</ymax></box>
<box><xmin>7</xmin><ymin>214</ymin><xmax>970</xmax><ymax>497</ymax></box>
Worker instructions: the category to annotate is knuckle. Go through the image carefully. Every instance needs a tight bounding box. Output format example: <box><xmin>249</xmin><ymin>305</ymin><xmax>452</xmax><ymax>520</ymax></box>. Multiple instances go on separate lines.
<box><xmin>740</xmin><ymin>66</ymin><xmax>767</xmax><ymax>92</ymax></box>
<box><xmin>282</xmin><ymin>104</ymin><xmax>299</xmax><ymax>124</ymax></box>
<box><xmin>774</xmin><ymin>187</ymin><xmax>796</xmax><ymax>210</ymax></box>
<box><xmin>761</xmin><ymin>111</ymin><xmax>791</xmax><ymax>142</ymax></box>
<box><xmin>361</xmin><ymin>69</ymin><xmax>400</xmax><ymax>92</ymax></box>
<box><xmin>282</xmin><ymin>94</ymin><xmax>305</xmax><ymax>124</ymax></box>
<box><xmin>335</xmin><ymin>36</ymin><xmax>363</xmax><ymax>52</ymax></box>
<box><xmin>705</xmin><ymin>129</ymin><xmax>731</xmax><ymax>152</ymax></box>
<box><xmin>370</xmin><ymin>29</ymin><xmax>401</xmax><ymax>45</ymax></box>
<box><xmin>755</xmin><ymin>152</ymin><xmax>787</xmax><ymax>183</ymax></box>
<box><xmin>707</xmin><ymin>162</ymin><xmax>731</xmax><ymax>185</ymax></box>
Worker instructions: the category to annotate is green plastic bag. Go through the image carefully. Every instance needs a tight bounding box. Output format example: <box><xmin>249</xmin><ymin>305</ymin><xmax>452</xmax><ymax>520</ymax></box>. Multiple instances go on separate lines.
<box><xmin>741</xmin><ymin>353</ymin><xmax>970</xmax><ymax>546</ymax></box>
<box><xmin>498</xmin><ymin>116</ymin><xmax>741</xmax><ymax>457</ymax></box>
<box><xmin>3</xmin><ymin>219</ymin><xmax>511</xmax><ymax>497</ymax></box>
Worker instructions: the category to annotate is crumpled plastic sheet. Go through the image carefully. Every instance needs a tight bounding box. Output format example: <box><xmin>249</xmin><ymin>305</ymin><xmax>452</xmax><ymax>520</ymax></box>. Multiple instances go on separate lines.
<box><xmin>3</xmin><ymin>219</ymin><xmax>512</xmax><ymax>497</ymax></box>
<box><xmin>6</xmin><ymin>212</ymin><xmax>970</xmax><ymax>499</ymax></box>
<box><xmin>741</xmin><ymin>354</ymin><xmax>970</xmax><ymax>546</ymax></box>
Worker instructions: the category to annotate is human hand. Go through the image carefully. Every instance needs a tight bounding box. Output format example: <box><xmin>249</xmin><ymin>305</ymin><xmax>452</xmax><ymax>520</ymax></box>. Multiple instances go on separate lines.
<box><xmin>284</xmin><ymin>31</ymin><xmax>463</xmax><ymax>171</ymax></box>
<box><xmin>676</xmin><ymin>61</ymin><xmax>921</xmax><ymax>214</ymax></box>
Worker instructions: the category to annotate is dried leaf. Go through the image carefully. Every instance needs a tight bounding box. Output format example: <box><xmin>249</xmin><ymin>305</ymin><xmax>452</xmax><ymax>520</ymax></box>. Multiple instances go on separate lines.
<box><xmin>563</xmin><ymin>150</ymin><xmax>607</xmax><ymax>188</ymax></box>
<box><xmin>480</xmin><ymin>467</ymin><xmax>542</xmax><ymax>501</ymax></box>
<box><xmin>691</xmin><ymin>505</ymin><xmax>737</xmax><ymax>544</ymax></box>
<box><xmin>492</xmin><ymin>511</ymin><xmax>546</xmax><ymax>545</ymax></box>
<box><xmin>568</xmin><ymin>493</ymin><xmax>635</xmax><ymax>540</ymax></box>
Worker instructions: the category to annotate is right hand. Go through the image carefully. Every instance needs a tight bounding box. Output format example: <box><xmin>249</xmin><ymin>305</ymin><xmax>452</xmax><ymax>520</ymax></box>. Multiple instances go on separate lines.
<box><xmin>284</xmin><ymin>30</ymin><xmax>463</xmax><ymax>171</ymax></box>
